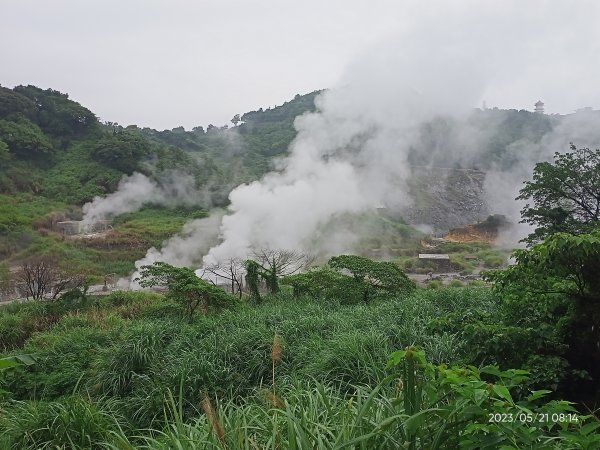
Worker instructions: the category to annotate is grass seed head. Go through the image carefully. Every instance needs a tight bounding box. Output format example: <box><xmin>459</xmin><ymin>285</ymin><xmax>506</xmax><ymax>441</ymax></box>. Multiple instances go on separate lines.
<box><xmin>271</xmin><ymin>332</ymin><xmax>283</xmax><ymax>363</ymax></box>
<box><xmin>202</xmin><ymin>393</ymin><xmax>226</xmax><ymax>446</ymax></box>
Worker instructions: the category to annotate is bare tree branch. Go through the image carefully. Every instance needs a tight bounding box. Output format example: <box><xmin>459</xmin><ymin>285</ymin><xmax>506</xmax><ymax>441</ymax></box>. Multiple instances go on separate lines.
<box><xmin>252</xmin><ymin>249</ymin><xmax>314</xmax><ymax>276</ymax></box>
<box><xmin>205</xmin><ymin>258</ymin><xmax>245</xmax><ymax>298</ymax></box>
<box><xmin>16</xmin><ymin>257</ymin><xmax>87</xmax><ymax>301</ymax></box>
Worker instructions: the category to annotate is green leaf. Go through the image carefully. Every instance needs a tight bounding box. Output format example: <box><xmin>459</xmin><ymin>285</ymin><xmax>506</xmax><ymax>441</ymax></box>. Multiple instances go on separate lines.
<box><xmin>580</xmin><ymin>422</ymin><xmax>600</xmax><ymax>436</ymax></box>
<box><xmin>492</xmin><ymin>385</ymin><xmax>513</xmax><ymax>403</ymax></box>
<box><xmin>387</xmin><ymin>350</ymin><xmax>406</xmax><ymax>368</ymax></box>
<box><xmin>527</xmin><ymin>389</ymin><xmax>552</xmax><ymax>401</ymax></box>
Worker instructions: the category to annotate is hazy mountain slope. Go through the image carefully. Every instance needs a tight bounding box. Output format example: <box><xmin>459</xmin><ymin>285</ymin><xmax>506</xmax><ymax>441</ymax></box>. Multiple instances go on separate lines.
<box><xmin>0</xmin><ymin>83</ymin><xmax>578</xmax><ymax>273</ymax></box>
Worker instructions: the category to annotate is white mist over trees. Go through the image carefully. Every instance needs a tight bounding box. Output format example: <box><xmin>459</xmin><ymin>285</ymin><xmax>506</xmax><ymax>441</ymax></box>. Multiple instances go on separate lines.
<box><xmin>81</xmin><ymin>172</ymin><xmax>204</xmax><ymax>227</ymax></box>
<box><xmin>124</xmin><ymin>1</ymin><xmax>600</xmax><ymax>277</ymax></box>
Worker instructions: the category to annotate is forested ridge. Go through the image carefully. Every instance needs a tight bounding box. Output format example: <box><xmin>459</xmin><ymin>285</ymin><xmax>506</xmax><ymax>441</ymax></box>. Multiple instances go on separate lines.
<box><xmin>1</xmin><ymin>84</ymin><xmax>600</xmax><ymax>449</ymax></box>
<box><xmin>0</xmin><ymin>86</ymin><xmax>320</xmax><ymax>273</ymax></box>
<box><xmin>0</xmin><ymin>85</ymin><xmax>321</xmax><ymax>203</ymax></box>
<box><xmin>0</xmin><ymin>83</ymin><xmax>567</xmax><ymax>273</ymax></box>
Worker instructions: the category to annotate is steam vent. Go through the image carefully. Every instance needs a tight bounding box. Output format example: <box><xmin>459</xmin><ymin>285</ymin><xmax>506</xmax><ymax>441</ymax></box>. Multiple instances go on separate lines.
<box><xmin>56</xmin><ymin>220</ymin><xmax>112</xmax><ymax>236</ymax></box>
<box><xmin>534</xmin><ymin>100</ymin><xmax>545</xmax><ymax>114</ymax></box>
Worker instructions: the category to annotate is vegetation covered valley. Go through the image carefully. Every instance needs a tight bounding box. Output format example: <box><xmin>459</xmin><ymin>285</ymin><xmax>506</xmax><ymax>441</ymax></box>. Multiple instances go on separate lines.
<box><xmin>1</xmin><ymin>85</ymin><xmax>600</xmax><ymax>449</ymax></box>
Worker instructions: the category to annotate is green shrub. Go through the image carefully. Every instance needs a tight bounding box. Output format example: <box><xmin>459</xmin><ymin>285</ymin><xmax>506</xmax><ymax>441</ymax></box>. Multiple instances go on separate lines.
<box><xmin>7</xmin><ymin>326</ymin><xmax>113</xmax><ymax>399</ymax></box>
<box><xmin>90</xmin><ymin>320</ymin><xmax>178</xmax><ymax>397</ymax></box>
<box><xmin>302</xmin><ymin>329</ymin><xmax>390</xmax><ymax>385</ymax></box>
<box><xmin>426</xmin><ymin>280</ymin><xmax>443</xmax><ymax>289</ymax></box>
<box><xmin>106</xmin><ymin>349</ymin><xmax>600</xmax><ymax>450</ymax></box>
<box><xmin>0</xmin><ymin>396</ymin><xmax>124</xmax><ymax>449</ymax></box>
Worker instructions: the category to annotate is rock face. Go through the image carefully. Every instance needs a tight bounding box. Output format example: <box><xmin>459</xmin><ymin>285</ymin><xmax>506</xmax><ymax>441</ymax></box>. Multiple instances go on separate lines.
<box><xmin>444</xmin><ymin>214</ymin><xmax>509</xmax><ymax>243</ymax></box>
<box><xmin>402</xmin><ymin>167</ymin><xmax>490</xmax><ymax>234</ymax></box>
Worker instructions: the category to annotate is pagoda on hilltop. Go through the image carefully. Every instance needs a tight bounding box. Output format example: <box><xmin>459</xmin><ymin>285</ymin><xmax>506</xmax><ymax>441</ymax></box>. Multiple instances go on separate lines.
<box><xmin>534</xmin><ymin>100</ymin><xmax>545</xmax><ymax>114</ymax></box>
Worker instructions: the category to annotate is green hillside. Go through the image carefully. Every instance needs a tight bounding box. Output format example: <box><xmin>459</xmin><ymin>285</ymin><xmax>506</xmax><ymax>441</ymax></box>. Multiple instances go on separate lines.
<box><xmin>0</xmin><ymin>84</ymin><xmax>568</xmax><ymax>278</ymax></box>
<box><xmin>1</xmin><ymin>85</ymin><xmax>599</xmax><ymax>449</ymax></box>
<box><xmin>0</xmin><ymin>86</ymin><xmax>320</xmax><ymax>275</ymax></box>
<box><xmin>0</xmin><ymin>85</ymin><xmax>321</xmax><ymax>203</ymax></box>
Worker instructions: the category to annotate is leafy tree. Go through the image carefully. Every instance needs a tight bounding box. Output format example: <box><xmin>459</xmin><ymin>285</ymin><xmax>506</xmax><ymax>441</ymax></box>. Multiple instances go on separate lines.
<box><xmin>282</xmin><ymin>268</ymin><xmax>364</xmax><ymax>303</ymax></box>
<box><xmin>485</xmin><ymin>231</ymin><xmax>600</xmax><ymax>404</ymax></box>
<box><xmin>487</xmin><ymin>146</ymin><xmax>600</xmax><ymax>403</ymax></box>
<box><xmin>92</xmin><ymin>130</ymin><xmax>151</xmax><ymax>174</ymax></box>
<box><xmin>244</xmin><ymin>259</ymin><xmax>262</xmax><ymax>304</ymax></box>
<box><xmin>0</xmin><ymin>139</ymin><xmax>9</xmax><ymax>163</ymax></box>
<box><xmin>284</xmin><ymin>255</ymin><xmax>415</xmax><ymax>304</ymax></box>
<box><xmin>486</xmin><ymin>231</ymin><xmax>600</xmax><ymax>301</ymax></box>
<box><xmin>13</xmin><ymin>85</ymin><xmax>97</xmax><ymax>138</ymax></box>
<box><xmin>0</xmin><ymin>117</ymin><xmax>54</xmax><ymax>159</ymax></box>
<box><xmin>152</xmin><ymin>144</ymin><xmax>203</xmax><ymax>175</ymax></box>
<box><xmin>517</xmin><ymin>145</ymin><xmax>600</xmax><ymax>244</ymax></box>
<box><xmin>329</xmin><ymin>255</ymin><xmax>416</xmax><ymax>302</ymax></box>
<box><xmin>138</xmin><ymin>262</ymin><xmax>236</xmax><ymax>320</ymax></box>
<box><xmin>0</xmin><ymin>86</ymin><xmax>36</xmax><ymax>120</ymax></box>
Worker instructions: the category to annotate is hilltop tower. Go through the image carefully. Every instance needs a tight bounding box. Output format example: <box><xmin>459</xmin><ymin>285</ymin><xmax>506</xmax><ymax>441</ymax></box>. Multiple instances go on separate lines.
<box><xmin>534</xmin><ymin>100</ymin><xmax>545</xmax><ymax>114</ymax></box>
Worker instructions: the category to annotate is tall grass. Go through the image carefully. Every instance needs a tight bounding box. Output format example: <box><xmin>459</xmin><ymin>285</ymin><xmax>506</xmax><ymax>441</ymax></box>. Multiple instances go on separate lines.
<box><xmin>0</xmin><ymin>395</ymin><xmax>127</xmax><ymax>450</ymax></box>
<box><xmin>4</xmin><ymin>289</ymin><xmax>493</xmax><ymax>411</ymax></box>
<box><xmin>103</xmin><ymin>381</ymin><xmax>404</xmax><ymax>450</ymax></box>
<box><xmin>1</xmin><ymin>287</ymin><xmax>598</xmax><ymax>449</ymax></box>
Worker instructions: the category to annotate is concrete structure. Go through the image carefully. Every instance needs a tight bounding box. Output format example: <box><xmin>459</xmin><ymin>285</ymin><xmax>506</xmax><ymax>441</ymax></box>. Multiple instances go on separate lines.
<box><xmin>418</xmin><ymin>253</ymin><xmax>450</xmax><ymax>260</ymax></box>
<box><xmin>57</xmin><ymin>221</ymin><xmax>84</xmax><ymax>236</ymax></box>
<box><xmin>56</xmin><ymin>220</ymin><xmax>112</xmax><ymax>235</ymax></box>
<box><xmin>418</xmin><ymin>253</ymin><xmax>452</xmax><ymax>271</ymax></box>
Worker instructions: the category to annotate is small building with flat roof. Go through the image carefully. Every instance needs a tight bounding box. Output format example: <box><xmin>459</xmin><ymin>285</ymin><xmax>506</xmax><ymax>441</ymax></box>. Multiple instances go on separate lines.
<box><xmin>418</xmin><ymin>253</ymin><xmax>452</xmax><ymax>271</ymax></box>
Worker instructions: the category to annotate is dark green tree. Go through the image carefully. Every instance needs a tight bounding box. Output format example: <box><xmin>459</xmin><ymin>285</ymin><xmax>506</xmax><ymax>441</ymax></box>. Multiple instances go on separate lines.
<box><xmin>485</xmin><ymin>231</ymin><xmax>600</xmax><ymax>404</ymax></box>
<box><xmin>0</xmin><ymin>117</ymin><xmax>54</xmax><ymax>159</ymax></box>
<box><xmin>138</xmin><ymin>262</ymin><xmax>236</xmax><ymax>321</ymax></box>
<box><xmin>486</xmin><ymin>146</ymin><xmax>600</xmax><ymax>404</ymax></box>
<box><xmin>0</xmin><ymin>86</ymin><xmax>36</xmax><ymax>119</ymax></box>
<box><xmin>517</xmin><ymin>145</ymin><xmax>600</xmax><ymax>244</ymax></box>
<box><xmin>284</xmin><ymin>255</ymin><xmax>415</xmax><ymax>304</ymax></box>
<box><xmin>0</xmin><ymin>139</ymin><xmax>9</xmax><ymax>163</ymax></box>
<box><xmin>244</xmin><ymin>259</ymin><xmax>262</xmax><ymax>304</ymax></box>
<box><xmin>328</xmin><ymin>255</ymin><xmax>416</xmax><ymax>302</ymax></box>
<box><xmin>13</xmin><ymin>85</ymin><xmax>97</xmax><ymax>138</ymax></box>
<box><xmin>92</xmin><ymin>130</ymin><xmax>151</xmax><ymax>174</ymax></box>
<box><xmin>281</xmin><ymin>268</ymin><xmax>364</xmax><ymax>303</ymax></box>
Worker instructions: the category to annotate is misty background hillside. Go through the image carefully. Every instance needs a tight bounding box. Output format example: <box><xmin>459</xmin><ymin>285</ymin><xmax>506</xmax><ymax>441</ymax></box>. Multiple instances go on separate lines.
<box><xmin>2</xmin><ymin>83</ymin><xmax>599</xmax><ymax>277</ymax></box>
<box><xmin>3</xmin><ymin>2</ymin><xmax>600</xmax><ymax>446</ymax></box>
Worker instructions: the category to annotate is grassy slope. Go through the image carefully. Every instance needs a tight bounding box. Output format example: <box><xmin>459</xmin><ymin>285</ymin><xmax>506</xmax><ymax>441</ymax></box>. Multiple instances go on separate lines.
<box><xmin>0</xmin><ymin>89</ymin><xmax>322</xmax><ymax>277</ymax></box>
<box><xmin>0</xmin><ymin>197</ymin><xmax>208</xmax><ymax>278</ymax></box>
<box><xmin>0</xmin><ymin>288</ymin><xmax>594</xmax><ymax>449</ymax></box>
<box><xmin>2</xmin><ymin>88</ymin><xmax>520</xmax><ymax>280</ymax></box>
<box><xmin>0</xmin><ymin>289</ymin><xmax>490</xmax><ymax>426</ymax></box>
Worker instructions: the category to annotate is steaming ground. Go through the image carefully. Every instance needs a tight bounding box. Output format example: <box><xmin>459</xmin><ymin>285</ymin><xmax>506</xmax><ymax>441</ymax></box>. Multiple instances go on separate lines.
<box><xmin>81</xmin><ymin>171</ymin><xmax>206</xmax><ymax>229</ymax></box>
<box><xmin>85</xmin><ymin>1</ymin><xmax>600</xmax><ymax>287</ymax></box>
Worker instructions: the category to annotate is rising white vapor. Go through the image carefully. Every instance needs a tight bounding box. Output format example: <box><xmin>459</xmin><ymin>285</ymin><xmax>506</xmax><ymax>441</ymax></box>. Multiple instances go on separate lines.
<box><xmin>81</xmin><ymin>171</ymin><xmax>202</xmax><ymax>227</ymax></box>
<box><xmin>131</xmin><ymin>1</ymin><xmax>600</xmax><ymax>279</ymax></box>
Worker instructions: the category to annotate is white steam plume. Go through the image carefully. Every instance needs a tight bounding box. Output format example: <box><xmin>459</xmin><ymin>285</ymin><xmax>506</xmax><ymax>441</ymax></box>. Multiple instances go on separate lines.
<box><xmin>131</xmin><ymin>1</ymin><xmax>600</xmax><ymax>279</ymax></box>
<box><xmin>128</xmin><ymin>211</ymin><xmax>224</xmax><ymax>288</ymax></box>
<box><xmin>201</xmin><ymin>11</ymin><xmax>489</xmax><ymax>264</ymax></box>
<box><xmin>483</xmin><ymin>110</ymin><xmax>600</xmax><ymax>244</ymax></box>
<box><xmin>82</xmin><ymin>171</ymin><xmax>204</xmax><ymax>227</ymax></box>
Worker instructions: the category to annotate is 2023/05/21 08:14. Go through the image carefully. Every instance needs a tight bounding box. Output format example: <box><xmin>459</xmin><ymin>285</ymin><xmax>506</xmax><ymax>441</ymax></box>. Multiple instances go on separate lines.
<box><xmin>488</xmin><ymin>412</ymin><xmax>579</xmax><ymax>424</ymax></box>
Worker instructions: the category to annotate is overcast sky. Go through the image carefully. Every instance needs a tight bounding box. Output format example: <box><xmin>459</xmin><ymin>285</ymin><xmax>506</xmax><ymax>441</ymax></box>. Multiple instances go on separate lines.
<box><xmin>2</xmin><ymin>0</ymin><xmax>599</xmax><ymax>130</ymax></box>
